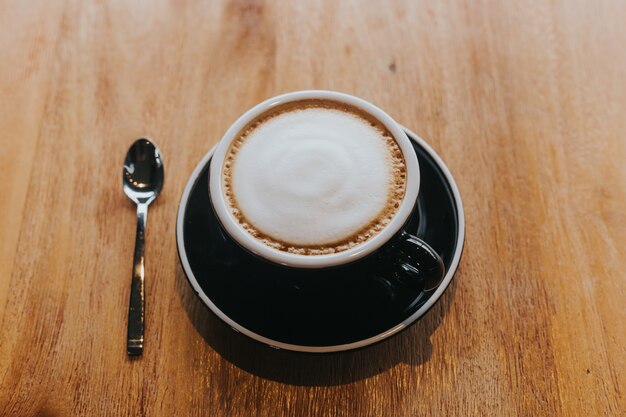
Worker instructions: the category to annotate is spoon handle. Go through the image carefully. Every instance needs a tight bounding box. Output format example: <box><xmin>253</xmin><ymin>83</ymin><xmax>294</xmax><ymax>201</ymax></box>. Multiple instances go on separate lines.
<box><xmin>127</xmin><ymin>203</ymin><xmax>148</xmax><ymax>356</ymax></box>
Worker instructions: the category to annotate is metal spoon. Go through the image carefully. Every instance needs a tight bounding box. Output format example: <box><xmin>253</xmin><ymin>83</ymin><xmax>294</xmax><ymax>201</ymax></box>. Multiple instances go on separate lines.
<box><xmin>122</xmin><ymin>138</ymin><xmax>164</xmax><ymax>356</ymax></box>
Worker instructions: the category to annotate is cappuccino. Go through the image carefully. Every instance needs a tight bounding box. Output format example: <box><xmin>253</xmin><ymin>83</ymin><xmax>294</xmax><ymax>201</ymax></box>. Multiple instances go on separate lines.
<box><xmin>222</xmin><ymin>100</ymin><xmax>407</xmax><ymax>255</ymax></box>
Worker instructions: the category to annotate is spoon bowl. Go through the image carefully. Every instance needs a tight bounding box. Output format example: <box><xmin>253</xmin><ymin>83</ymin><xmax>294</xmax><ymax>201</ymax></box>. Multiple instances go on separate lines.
<box><xmin>123</xmin><ymin>138</ymin><xmax>164</xmax><ymax>205</ymax></box>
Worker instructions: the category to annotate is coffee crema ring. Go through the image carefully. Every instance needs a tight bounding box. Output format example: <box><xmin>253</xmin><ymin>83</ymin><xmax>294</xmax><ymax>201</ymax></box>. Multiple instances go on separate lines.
<box><xmin>222</xmin><ymin>99</ymin><xmax>408</xmax><ymax>255</ymax></box>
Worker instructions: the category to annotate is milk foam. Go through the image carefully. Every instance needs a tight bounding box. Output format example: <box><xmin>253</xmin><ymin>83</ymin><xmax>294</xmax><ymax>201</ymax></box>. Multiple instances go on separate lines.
<box><xmin>223</xmin><ymin>102</ymin><xmax>406</xmax><ymax>254</ymax></box>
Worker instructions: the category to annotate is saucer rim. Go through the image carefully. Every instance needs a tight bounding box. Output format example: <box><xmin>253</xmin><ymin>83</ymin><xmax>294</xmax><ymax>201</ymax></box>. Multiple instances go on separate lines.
<box><xmin>175</xmin><ymin>126</ymin><xmax>465</xmax><ymax>353</ymax></box>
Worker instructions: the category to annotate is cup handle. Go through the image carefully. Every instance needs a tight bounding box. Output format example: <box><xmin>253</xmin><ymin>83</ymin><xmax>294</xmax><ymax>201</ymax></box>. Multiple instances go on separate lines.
<box><xmin>385</xmin><ymin>230</ymin><xmax>445</xmax><ymax>291</ymax></box>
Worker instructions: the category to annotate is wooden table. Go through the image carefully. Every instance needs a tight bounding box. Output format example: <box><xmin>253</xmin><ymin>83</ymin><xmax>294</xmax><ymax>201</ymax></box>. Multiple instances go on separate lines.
<box><xmin>1</xmin><ymin>1</ymin><xmax>624</xmax><ymax>415</ymax></box>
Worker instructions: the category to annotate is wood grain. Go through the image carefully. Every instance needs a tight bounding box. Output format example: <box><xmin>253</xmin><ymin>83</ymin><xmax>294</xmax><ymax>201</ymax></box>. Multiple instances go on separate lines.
<box><xmin>1</xmin><ymin>0</ymin><xmax>624</xmax><ymax>415</ymax></box>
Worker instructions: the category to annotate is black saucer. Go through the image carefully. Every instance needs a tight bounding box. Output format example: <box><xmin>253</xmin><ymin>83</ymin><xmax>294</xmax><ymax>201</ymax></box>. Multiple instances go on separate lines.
<box><xmin>176</xmin><ymin>128</ymin><xmax>465</xmax><ymax>353</ymax></box>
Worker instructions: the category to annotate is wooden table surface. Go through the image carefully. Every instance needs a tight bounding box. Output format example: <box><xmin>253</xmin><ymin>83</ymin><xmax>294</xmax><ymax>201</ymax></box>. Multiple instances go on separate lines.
<box><xmin>1</xmin><ymin>0</ymin><xmax>625</xmax><ymax>416</ymax></box>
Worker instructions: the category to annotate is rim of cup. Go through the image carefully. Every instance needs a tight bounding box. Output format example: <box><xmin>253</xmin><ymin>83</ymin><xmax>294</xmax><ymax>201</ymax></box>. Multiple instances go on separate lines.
<box><xmin>209</xmin><ymin>90</ymin><xmax>420</xmax><ymax>269</ymax></box>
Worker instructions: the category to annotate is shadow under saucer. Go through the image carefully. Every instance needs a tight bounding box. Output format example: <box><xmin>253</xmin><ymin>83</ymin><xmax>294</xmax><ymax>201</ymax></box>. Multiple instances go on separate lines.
<box><xmin>175</xmin><ymin>262</ymin><xmax>458</xmax><ymax>386</ymax></box>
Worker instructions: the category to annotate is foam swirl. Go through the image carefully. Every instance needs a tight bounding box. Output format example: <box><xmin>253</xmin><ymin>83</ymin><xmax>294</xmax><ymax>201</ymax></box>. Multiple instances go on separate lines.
<box><xmin>223</xmin><ymin>100</ymin><xmax>407</xmax><ymax>255</ymax></box>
